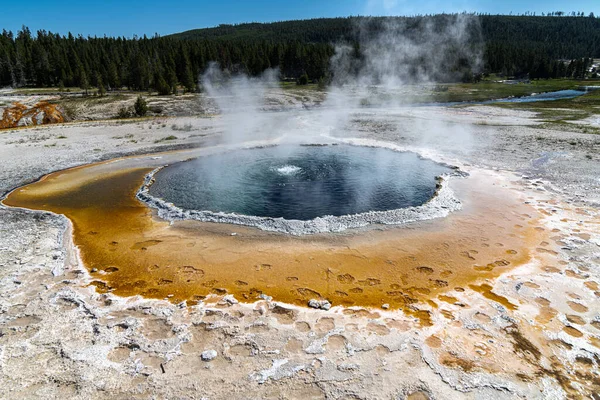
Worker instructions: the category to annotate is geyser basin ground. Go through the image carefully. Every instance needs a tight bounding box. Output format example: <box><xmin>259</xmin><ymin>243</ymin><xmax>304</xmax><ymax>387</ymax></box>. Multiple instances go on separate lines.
<box><xmin>2</xmin><ymin>142</ymin><xmax>547</xmax><ymax>321</ymax></box>
<box><xmin>148</xmin><ymin>145</ymin><xmax>453</xmax><ymax>220</ymax></box>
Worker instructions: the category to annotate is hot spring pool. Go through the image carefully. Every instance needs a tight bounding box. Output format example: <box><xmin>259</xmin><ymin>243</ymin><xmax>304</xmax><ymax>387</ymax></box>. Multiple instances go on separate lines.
<box><xmin>147</xmin><ymin>145</ymin><xmax>453</xmax><ymax>221</ymax></box>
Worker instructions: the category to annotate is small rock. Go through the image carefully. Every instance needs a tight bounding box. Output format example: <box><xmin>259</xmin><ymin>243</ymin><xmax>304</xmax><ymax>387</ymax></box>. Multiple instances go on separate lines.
<box><xmin>223</xmin><ymin>295</ymin><xmax>238</xmax><ymax>305</ymax></box>
<box><xmin>231</xmin><ymin>232</ymin><xmax>237</xmax><ymax>236</ymax></box>
<box><xmin>51</xmin><ymin>265</ymin><xmax>64</xmax><ymax>277</ymax></box>
<box><xmin>201</xmin><ymin>350</ymin><xmax>218</xmax><ymax>361</ymax></box>
<box><xmin>91</xmin><ymin>268</ymin><xmax>98</xmax><ymax>273</ymax></box>
<box><xmin>338</xmin><ymin>363</ymin><xmax>359</xmax><ymax>371</ymax></box>
<box><xmin>255</xmin><ymin>303</ymin><xmax>268</xmax><ymax>315</ymax></box>
<box><xmin>308</xmin><ymin>299</ymin><xmax>331</xmax><ymax>310</ymax></box>
<box><xmin>259</xmin><ymin>293</ymin><xmax>273</xmax><ymax>302</ymax></box>
<box><xmin>381</xmin><ymin>303</ymin><xmax>390</xmax><ymax>309</ymax></box>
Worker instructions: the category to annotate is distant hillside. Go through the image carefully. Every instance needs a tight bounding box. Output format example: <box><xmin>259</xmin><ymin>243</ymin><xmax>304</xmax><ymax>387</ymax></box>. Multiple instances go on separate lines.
<box><xmin>479</xmin><ymin>15</ymin><xmax>600</xmax><ymax>72</ymax></box>
<box><xmin>170</xmin><ymin>14</ymin><xmax>600</xmax><ymax>60</ymax></box>
<box><xmin>168</xmin><ymin>17</ymin><xmax>356</xmax><ymax>43</ymax></box>
<box><xmin>1</xmin><ymin>14</ymin><xmax>599</xmax><ymax>90</ymax></box>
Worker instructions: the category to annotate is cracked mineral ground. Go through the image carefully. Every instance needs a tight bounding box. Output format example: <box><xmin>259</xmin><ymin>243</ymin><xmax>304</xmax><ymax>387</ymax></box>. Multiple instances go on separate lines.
<box><xmin>1</xmin><ymin>89</ymin><xmax>600</xmax><ymax>399</ymax></box>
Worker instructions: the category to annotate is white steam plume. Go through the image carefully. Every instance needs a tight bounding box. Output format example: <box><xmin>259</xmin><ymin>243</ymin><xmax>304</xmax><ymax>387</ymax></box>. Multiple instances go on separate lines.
<box><xmin>199</xmin><ymin>14</ymin><xmax>483</xmax><ymax>150</ymax></box>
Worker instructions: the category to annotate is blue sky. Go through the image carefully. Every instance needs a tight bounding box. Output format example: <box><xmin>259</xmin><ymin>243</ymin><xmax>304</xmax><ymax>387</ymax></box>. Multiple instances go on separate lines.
<box><xmin>0</xmin><ymin>0</ymin><xmax>598</xmax><ymax>37</ymax></box>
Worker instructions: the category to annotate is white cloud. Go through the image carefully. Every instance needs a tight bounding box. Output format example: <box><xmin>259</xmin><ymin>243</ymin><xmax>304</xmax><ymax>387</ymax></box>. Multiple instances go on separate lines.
<box><xmin>364</xmin><ymin>0</ymin><xmax>475</xmax><ymax>16</ymax></box>
<box><xmin>365</xmin><ymin>0</ymin><xmax>405</xmax><ymax>15</ymax></box>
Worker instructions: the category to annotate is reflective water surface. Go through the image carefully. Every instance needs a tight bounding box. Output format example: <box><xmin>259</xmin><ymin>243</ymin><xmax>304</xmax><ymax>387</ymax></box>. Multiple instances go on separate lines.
<box><xmin>149</xmin><ymin>145</ymin><xmax>452</xmax><ymax>220</ymax></box>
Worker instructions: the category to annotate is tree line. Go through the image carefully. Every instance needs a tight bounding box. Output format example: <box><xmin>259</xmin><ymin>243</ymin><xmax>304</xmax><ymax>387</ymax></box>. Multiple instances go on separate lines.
<box><xmin>0</xmin><ymin>14</ymin><xmax>599</xmax><ymax>91</ymax></box>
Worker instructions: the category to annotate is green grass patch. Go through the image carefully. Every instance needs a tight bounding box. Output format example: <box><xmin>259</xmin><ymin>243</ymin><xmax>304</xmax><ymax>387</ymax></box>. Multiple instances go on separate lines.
<box><xmin>429</xmin><ymin>79</ymin><xmax>598</xmax><ymax>103</ymax></box>
<box><xmin>58</xmin><ymin>93</ymin><xmax>129</xmax><ymax>106</ymax></box>
<box><xmin>280</xmin><ymin>82</ymin><xmax>321</xmax><ymax>91</ymax></box>
<box><xmin>12</xmin><ymin>87</ymin><xmax>81</xmax><ymax>94</ymax></box>
<box><xmin>154</xmin><ymin>135</ymin><xmax>178</xmax><ymax>143</ymax></box>
<box><xmin>490</xmin><ymin>87</ymin><xmax>600</xmax><ymax>132</ymax></box>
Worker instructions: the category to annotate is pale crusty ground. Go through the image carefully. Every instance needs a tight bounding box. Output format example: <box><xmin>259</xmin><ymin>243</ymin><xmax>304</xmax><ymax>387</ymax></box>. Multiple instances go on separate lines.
<box><xmin>1</xmin><ymin>96</ymin><xmax>600</xmax><ymax>399</ymax></box>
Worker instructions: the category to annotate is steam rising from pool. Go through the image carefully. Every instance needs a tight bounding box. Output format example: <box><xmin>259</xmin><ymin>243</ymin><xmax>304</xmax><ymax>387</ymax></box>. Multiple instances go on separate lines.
<box><xmin>137</xmin><ymin>15</ymin><xmax>482</xmax><ymax>233</ymax></box>
<box><xmin>199</xmin><ymin>14</ymin><xmax>483</xmax><ymax>150</ymax></box>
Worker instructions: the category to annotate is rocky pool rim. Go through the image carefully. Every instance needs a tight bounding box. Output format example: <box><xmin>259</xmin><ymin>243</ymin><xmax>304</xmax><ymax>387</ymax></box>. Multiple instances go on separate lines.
<box><xmin>136</xmin><ymin>143</ymin><xmax>467</xmax><ymax>235</ymax></box>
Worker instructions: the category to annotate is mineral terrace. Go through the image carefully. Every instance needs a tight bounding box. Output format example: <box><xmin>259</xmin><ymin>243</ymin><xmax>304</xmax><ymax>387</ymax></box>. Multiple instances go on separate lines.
<box><xmin>1</xmin><ymin>91</ymin><xmax>599</xmax><ymax>399</ymax></box>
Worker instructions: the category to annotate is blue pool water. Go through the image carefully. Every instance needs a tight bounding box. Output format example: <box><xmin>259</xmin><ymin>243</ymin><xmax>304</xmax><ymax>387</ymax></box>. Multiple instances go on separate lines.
<box><xmin>148</xmin><ymin>145</ymin><xmax>452</xmax><ymax>221</ymax></box>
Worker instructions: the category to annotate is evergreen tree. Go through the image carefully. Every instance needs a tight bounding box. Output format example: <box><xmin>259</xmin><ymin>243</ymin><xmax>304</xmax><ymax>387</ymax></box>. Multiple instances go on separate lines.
<box><xmin>182</xmin><ymin>64</ymin><xmax>195</xmax><ymax>92</ymax></box>
<box><xmin>108</xmin><ymin>62</ymin><xmax>120</xmax><ymax>90</ymax></box>
<box><xmin>80</xmin><ymin>69</ymin><xmax>89</xmax><ymax>94</ymax></box>
<box><xmin>96</xmin><ymin>73</ymin><xmax>106</xmax><ymax>96</ymax></box>
<box><xmin>155</xmin><ymin>74</ymin><xmax>171</xmax><ymax>95</ymax></box>
<box><xmin>297</xmin><ymin>72</ymin><xmax>309</xmax><ymax>85</ymax></box>
<box><xmin>166</xmin><ymin>68</ymin><xmax>178</xmax><ymax>94</ymax></box>
<box><xmin>134</xmin><ymin>95</ymin><xmax>148</xmax><ymax>116</ymax></box>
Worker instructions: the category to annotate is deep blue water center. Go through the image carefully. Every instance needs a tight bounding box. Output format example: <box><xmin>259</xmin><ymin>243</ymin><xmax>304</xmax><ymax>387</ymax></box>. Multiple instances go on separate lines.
<box><xmin>149</xmin><ymin>145</ymin><xmax>452</xmax><ymax>221</ymax></box>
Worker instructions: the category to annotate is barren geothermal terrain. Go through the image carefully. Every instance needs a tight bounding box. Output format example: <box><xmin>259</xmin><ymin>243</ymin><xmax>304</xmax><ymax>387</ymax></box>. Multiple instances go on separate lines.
<box><xmin>1</xmin><ymin>87</ymin><xmax>600</xmax><ymax>400</ymax></box>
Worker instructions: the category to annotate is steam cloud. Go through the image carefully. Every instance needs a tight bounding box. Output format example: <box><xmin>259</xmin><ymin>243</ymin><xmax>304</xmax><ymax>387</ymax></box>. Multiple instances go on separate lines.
<box><xmin>200</xmin><ymin>14</ymin><xmax>483</xmax><ymax>151</ymax></box>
